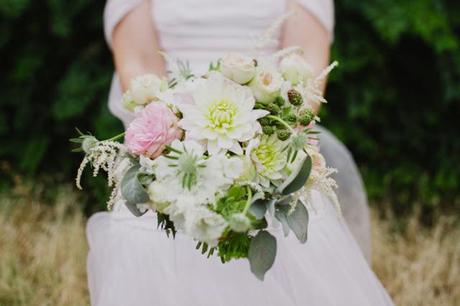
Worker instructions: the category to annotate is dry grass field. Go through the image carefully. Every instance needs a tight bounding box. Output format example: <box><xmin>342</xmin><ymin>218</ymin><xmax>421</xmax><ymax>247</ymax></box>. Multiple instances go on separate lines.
<box><xmin>0</xmin><ymin>186</ymin><xmax>458</xmax><ymax>306</ymax></box>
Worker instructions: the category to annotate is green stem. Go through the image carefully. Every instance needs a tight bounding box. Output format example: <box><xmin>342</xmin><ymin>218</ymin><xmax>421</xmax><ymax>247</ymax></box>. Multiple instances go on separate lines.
<box><xmin>165</xmin><ymin>145</ymin><xmax>182</xmax><ymax>154</ymax></box>
<box><xmin>267</xmin><ymin>115</ymin><xmax>294</xmax><ymax>132</ymax></box>
<box><xmin>242</xmin><ymin>186</ymin><xmax>253</xmax><ymax>215</ymax></box>
<box><xmin>106</xmin><ymin>132</ymin><xmax>125</xmax><ymax>142</ymax></box>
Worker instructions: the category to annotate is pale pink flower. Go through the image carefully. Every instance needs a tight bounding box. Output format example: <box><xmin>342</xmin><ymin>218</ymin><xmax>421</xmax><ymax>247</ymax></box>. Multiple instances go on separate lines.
<box><xmin>125</xmin><ymin>103</ymin><xmax>182</xmax><ymax>158</ymax></box>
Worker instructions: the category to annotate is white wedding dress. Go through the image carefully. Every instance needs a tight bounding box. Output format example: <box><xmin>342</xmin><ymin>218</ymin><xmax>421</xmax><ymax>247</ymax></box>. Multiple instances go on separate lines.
<box><xmin>87</xmin><ymin>1</ymin><xmax>392</xmax><ymax>305</ymax></box>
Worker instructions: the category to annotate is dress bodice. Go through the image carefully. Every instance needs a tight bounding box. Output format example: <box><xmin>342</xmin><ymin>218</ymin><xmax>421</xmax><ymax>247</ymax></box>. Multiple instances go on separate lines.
<box><xmin>153</xmin><ymin>0</ymin><xmax>285</xmax><ymax>73</ymax></box>
<box><xmin>104</xmin><ymin>0</ymin><xmax>334</xmax><ymax>127</ymax></box>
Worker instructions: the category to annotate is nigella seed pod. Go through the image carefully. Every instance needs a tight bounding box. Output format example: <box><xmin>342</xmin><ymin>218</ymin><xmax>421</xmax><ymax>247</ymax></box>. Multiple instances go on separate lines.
<box><xmin>267</xmin><ymin>103</ymin><xmax>281</xmax><ymax>115</ymax></box>
<box><xmin>287</xmin><ymin>89</ymin><xmax>303</xmax><ymax>106</ymax></box>
<box><xmin>262</xmin><ymin>125</ymin><xmax>275</xmax><ymax>135</ymax></box>
<box><xmin>299</xmin><ymin>109</ymin><xmax>315</xmax><ymax>126</ymax></box>
<box><xmin>274</xmin><ymin>96</ymin><xmax>285</xmax><ymax>107</ymax></box>
<box><xmin>259</xmin><ymin>117</ymin><xmax>271</xmax><ymax>126</ymax></box>
<box><xmin>277</xmin><ymin>129</ymin><xmax>291</xmax><ymax>141</ymax></box>
<box><xmin>284</xmin><ymin>114</ymin><xmax>297</xmax><ymax>125</ymax></box>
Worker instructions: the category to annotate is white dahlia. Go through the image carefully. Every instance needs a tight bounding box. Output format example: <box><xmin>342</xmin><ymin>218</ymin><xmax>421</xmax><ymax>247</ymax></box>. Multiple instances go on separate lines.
<box><xmin>246</xmin><ymin>135</ymin><xmax>288</xmax><ymax>188</ymax></box>
<box><xmin>178</xmin><ymin>74</ymin><xmax>269</xmax><ymax>155</ymax></box>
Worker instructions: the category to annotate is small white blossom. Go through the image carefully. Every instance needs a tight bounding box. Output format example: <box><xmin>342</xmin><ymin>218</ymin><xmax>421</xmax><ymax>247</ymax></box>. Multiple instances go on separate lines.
<box><xmin>184</xmin><ymin>206</ymin><xmax>228</xmax><ymax>246</ymax></box>
<box><xmin>229</xmin><ymin>213</ymin><xmax>251</xmax><ymax>232</ymax></box>
<box><xmin>148</xmin><ymin>140</ymin><xmax>242</xmax><ymax>207</ymax></box>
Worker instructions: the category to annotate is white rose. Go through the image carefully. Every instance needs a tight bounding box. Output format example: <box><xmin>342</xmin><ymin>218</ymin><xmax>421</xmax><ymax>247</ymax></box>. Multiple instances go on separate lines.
<box><xmin>126</xmin><ymin>74</ymin><xmax>166</xmax><ymax>108</ymax></box>
<box><xmin>220</xmin><ymin>53</ymin><xmax>256</xmax><ymax>84</ymax></box>
<box><xmin>249</xmin><ymin>69</ymin><xmax>284</xmax><ymax>104</ymax></box>
<box><xmin>280</xmin><ymin>54</ymin><xmax>314</xmax><ymax>85</ymax></box>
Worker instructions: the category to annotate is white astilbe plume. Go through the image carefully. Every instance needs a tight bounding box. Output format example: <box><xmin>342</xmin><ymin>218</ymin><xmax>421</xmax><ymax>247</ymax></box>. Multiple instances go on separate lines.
<box><xmin>273</xmin><ymin>46</ymin><xmax>303</xmax><ymax>60</ymax></box>
<box><xmin>303</xmin><ymin>61</ymin><xmax>339</xmax><ymax>106</ymax></box>
<box><xmin>251</xmin><ymin>11</ymin><xmax>293</xmax><ymax>53</ymax></box>
<box><xmin>75</xmin><ymin>140</ymin><xmax>126</xmax><ymax>191</ymax></box>
<box><xmin>301</xmin><ymin>167</ymin><xmax>341</xmax><ymax>215</ymax></box>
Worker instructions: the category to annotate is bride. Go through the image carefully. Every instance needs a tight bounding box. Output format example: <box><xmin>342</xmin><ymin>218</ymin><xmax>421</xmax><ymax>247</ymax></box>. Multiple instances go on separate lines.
<box><xmin>87</xmin><ymin>0</ymin><xmax>392</xmax><ymax>305</ymax></box>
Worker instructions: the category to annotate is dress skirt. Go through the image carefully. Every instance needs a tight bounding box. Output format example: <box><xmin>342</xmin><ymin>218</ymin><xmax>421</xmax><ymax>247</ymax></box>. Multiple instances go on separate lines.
<box><xmin>87</xmin><ymin>191</ymin><xmax>393</xmax><ymax>306</ymax></box>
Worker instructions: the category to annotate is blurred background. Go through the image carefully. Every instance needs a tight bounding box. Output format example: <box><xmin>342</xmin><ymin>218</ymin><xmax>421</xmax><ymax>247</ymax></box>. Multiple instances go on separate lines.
<box><xmin>0</xmin><ymin>1</ymin><xmax>459</xmax><ymax>305</ymax></box>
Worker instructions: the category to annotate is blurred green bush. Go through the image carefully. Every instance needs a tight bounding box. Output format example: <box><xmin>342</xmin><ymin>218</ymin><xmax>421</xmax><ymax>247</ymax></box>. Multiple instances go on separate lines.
<box><xmin>0</xmin><ymin>0</ymin><xmax>458</xmax><ymax>213</ymax></box>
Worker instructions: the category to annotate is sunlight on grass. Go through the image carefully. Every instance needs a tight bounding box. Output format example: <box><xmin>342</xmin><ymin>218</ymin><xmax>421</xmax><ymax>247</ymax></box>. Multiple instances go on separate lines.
<box><xmin>0</xmin><ymin>187</ymin><xmax>458</xmax><ymax>305</ymax></box>
<box><xmin>372</xmin><ymin>210</ymin><xmax>460</xmax><ymax>306</ymax></box>
<box><xmin>0</xmin><ymin>187</ymin><xmax>89</xmax><ymax>306</ymax></box>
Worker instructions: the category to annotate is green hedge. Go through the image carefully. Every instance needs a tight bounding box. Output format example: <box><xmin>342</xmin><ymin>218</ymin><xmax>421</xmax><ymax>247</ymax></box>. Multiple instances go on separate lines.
<box><xmin>1</xmin><ymin>0</ymin><xmax>459</xmax><ymax>212</ymax></box>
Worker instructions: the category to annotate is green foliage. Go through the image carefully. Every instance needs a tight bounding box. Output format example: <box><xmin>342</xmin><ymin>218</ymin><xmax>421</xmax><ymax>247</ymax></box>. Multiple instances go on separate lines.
<box><xmin>0</xmin><ymin>0</ymin><xmax>459</xmax><ymax>214</ymax></box>
<box><xmin>120</xmin><ymin>164</ymin><xmax>149</xmax><ymax>217</ymax></box>
<box><xmin>275</xmin><ymin>200</ymin><xmax>309</xmax><ymax>243</ymax></box>
<box><xmin>0</xmin><ymin>0</ymin><xmax>120</xmax><ymax>179</ymax></box>
<box><xmin>217</xmin><ymin>232</ymin><xmax>252</xmax><ymax>263</ymax></box>
<box><xmin>248</xmin><ymin>230</ymin><xmax>277</xmax><ymax>281</ymax></box>
<box><xmin>279</xmin><ymin>155</ymin><xmax>312</xmax><ymax>195</ymax></box>
<box><xmin>325</xmin><ymin>0</ymin><xmax>460</xmax><ymax>213</ymax></box>
<box><xmin>214</xmin><ymin>186</ymin><xmax>248</xmax><ymax>219</ymax></box>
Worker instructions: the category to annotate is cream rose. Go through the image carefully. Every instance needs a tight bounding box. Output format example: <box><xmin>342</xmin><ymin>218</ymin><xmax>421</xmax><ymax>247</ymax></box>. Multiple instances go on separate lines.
<box><xmin>220</xmin><ymin>53</ymin><xmax>256</xmax><ymax>84</ymax></box>
<box><xmin>249</xmin><ymin>69</ymin><xmax>283</xmax><ymax>104</ymax></box>
<box><xmin>123</xmin><ymin>74</ymin><xmax>167</xmax><ymax>111</ymax></box>
<box><xmin>280</xmin><ymin>54</ymin><xmax>314</xmax><ymax>85</ymax></box>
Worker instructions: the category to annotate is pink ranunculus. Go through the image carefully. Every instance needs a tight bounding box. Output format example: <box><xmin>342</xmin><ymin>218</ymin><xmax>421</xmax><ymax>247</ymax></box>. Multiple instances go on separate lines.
<box><xmin>125</xmin><ymin>103</ymin><xmax>182</xmax><ymax>158</ymax></box>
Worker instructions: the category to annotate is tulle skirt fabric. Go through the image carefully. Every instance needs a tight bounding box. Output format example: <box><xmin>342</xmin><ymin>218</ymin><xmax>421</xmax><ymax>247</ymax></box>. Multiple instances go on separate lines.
<box><xmin>87</xmin><ymin>191</ymin><xmax>393</xmax><ymax>306</ymax></box>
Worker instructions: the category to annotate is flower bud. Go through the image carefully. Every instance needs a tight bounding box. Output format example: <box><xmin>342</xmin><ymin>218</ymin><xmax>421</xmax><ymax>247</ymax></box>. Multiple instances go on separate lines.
<box><xmin>259</xmin><ymin>117</ymin><xmax>271</xmax><ymax>126</ymax></box>
<box><xmin>274</xmin><ymin>96</ymin><xmax>285</xmax><ymax>107</ymax></box>
<box><xmin>277</xmin><ymin>129</ymin><xmax>291</xmax><ymax>141</ymax></box>
<box><xmin>267</xmin><ymin>103</ymin><xmax>280</xmax><ymax>115</ymax></box>
<box><xmin>299</xmin><ymin>109</ymin><xmax>315</xmax><ymax>126</ymax></box>
<box><xmin>262</xmin><ymin>125</ymin><xmax>275</xmax><ymax>135</ymax></box>
<box><xmin>284</xmin><ymin>114</ymin><xmax>297</xmax><ymax>125</ymax></box>
<box><xmin>82</xmin><ymin>136</ymin><xmax>98</xmax><ymax>154</ymax></box>
<box><xmin>287</xmin><ymin>89</ymin><xmax>303</xmax><ymax>106</ymax></box>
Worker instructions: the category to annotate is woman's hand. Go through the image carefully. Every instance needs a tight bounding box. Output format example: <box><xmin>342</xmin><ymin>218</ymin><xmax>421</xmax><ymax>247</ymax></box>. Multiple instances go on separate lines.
<box><xmin>112</xmin><ymin>0</ymin><xmax>165</xmax><ymax>92</ymax></box>
<box><xmin>281</xmin><ymin>0</ymin><xmax>332</xmax><ymax>114</ymax></box>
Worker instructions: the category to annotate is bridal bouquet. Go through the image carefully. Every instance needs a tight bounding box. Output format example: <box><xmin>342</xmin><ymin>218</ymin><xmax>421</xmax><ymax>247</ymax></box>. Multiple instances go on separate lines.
<box><xmin>73</xmin><ymin>48</ymin><xmax>338</xmax><ymax>280</ymax></box>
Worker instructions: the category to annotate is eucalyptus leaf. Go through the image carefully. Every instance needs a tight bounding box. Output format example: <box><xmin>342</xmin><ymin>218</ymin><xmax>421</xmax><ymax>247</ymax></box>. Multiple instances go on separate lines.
<box><xmin>277</xmin><ymin>195</ymin><xmax>293</xmax><ymax>206</ymax></box>
<box><xmin>286</xmin><ymin>200</ymin><xmax>309</xmax><ymax>243</ymax></box>
<box><xmin>248</xmin><ymin>231</ymin><xmax>277</xmax><ymax>281</ymax></box>
<box><xmin>279</xmin><ymin>155</ymin><xmax>312</xmax><ymax>195</ymax></box>
<box><xmin>121</xmin><ymin>165</ymin><xmax>149</xmax><ymax>217</ymax></box>
<box><xmin>274</xmin><ymin>205</ymin><xmax>290</xmax><ymax>237</ymax></box>
<box><xmin>249</xmin><ymin>199</ymin><xmax>273</xmax><ymax>220</ymax></box>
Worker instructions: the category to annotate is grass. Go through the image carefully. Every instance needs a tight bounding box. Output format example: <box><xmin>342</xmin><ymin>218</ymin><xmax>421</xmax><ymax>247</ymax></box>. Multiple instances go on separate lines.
<box><xmin>0</xmin><ymin>186</ymin><xmax>89</xmax><ymax>306</ymax></box>
<box><xmin>0</xmin><ymin>186</ymin><xmax>458</xmax><ymax>306</ymax></box>
<box><xmin>372</xmin><ymin>210</ymin><xmax>460</xmax><ymax>306</ymax></box>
